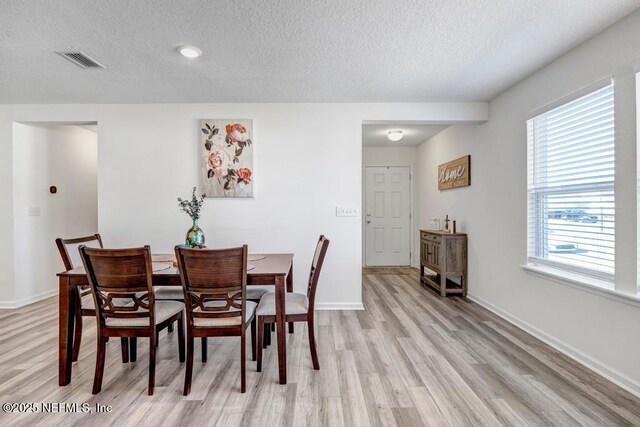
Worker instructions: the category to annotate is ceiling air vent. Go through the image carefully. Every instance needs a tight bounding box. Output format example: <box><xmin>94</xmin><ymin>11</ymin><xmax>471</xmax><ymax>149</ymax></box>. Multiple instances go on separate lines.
<box><xmin>57</xmin><ymin>51</ymin><xmax>106</xmax><ymax>69</ymax></box>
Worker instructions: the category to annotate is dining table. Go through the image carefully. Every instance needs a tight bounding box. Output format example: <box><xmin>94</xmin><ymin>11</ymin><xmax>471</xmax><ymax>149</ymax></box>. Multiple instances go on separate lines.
<box><xmin>57</xmin><ymin>253</ymin><xmax>294</xmax><ymax>386</ymax></box>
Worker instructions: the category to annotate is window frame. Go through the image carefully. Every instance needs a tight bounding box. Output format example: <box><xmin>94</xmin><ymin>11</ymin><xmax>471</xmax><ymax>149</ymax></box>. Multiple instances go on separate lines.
<box><xmin>526</xmin><ymin>77</ymin><xmax>615</xmax><ymax>284</ymax></box>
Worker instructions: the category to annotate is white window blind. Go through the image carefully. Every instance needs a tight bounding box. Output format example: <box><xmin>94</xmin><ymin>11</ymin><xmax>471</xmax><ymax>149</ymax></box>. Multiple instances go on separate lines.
<box><xmin>527</xmin><ymin>82</ymin><xmax>615</xmax><ymax>280</ymax></box>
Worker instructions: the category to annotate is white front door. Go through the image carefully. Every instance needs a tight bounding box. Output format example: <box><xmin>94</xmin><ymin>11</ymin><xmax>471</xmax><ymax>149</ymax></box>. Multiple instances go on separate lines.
<box><xmin>365</xmin><ymin>166</ymin><xmax>411</xmax><ymax>266</ymax></box>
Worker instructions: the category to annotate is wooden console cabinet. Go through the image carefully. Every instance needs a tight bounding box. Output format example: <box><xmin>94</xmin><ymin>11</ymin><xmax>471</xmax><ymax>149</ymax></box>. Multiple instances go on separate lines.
<box><xmin>419</xmin><ymin>230</ymin><xmax>467</xmax><ymax>297</ymax></box>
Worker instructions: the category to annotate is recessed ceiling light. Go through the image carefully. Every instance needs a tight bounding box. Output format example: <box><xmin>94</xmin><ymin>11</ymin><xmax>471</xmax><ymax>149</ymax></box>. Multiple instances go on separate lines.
<box><xmin>177</xmin><ymin>45</ymin><xmax>202</xmax><ymax>59</ymax></box>
<box><xmin>387</xmin><ymin>130</ymin><xmax>403</xmax><ymax>142</ymax></box>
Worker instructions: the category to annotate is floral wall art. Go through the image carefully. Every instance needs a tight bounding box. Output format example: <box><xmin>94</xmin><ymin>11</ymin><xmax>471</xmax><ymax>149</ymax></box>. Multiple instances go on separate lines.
<box><xmin>201</xmin><ymin>119</ymin><xmax>253</xmax><ymax>198</ymax></box>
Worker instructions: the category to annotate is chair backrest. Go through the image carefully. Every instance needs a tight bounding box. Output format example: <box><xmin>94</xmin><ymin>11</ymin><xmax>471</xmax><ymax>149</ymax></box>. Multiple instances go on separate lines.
<box><xmin>56</xmin><ymin>234</ymin><xmax>103</xmax><ymax>271</ymax></box>
<box><xmin>79</xmin><ymin>246</ymin><xmax>155</xmax><ymax>328</ymax></box>
<box><xmin>174</xmin><ymin>245</ymin><xmax>248</xmax><ymax>328</ymax></box>
<box><xmin>307</xmin><ymin>235</ymin><xmax>330</xmax><ymax>311</ymax></box>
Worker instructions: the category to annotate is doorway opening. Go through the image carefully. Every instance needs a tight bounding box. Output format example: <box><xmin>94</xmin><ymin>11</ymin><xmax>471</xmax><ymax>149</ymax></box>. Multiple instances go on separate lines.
<box><xmin>12</xmin><ymin>122</ymin><xmax>98</xmax><ymax>306</ymax></box>
<box><xmin>362</xmin><ymin>122</ymin><xmax>452</xmax><ymax>267</ymax></box>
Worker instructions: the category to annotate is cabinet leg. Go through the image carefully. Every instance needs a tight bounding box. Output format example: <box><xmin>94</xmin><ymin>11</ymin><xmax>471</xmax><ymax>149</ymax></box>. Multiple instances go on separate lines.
<box><xmin>440</xmin><ymin>273</ymin><xmax>447</xmax><ymax>297</ymax></box>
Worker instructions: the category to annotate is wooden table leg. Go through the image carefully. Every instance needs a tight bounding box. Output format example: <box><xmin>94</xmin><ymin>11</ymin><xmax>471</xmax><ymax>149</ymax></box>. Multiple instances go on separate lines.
<box><xmin>275</xmin><ymin>274</ymin><xmax>287</xmax><ymax>384</ymax></box>
<box><xmin>59</xmin><ymin>276</ymin><xmax>75</xmax><ymax>386</ymax></box>
<box><xmin>287</xmin><ymin>263</ymin><xmax>294</xmax><ymax>334</ymax></box>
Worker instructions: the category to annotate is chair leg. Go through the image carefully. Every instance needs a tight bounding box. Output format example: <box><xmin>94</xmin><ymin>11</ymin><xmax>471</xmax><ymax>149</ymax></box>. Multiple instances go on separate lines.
<box><xmin>251</xmin><ymin>317</ymin><xmax>257</xmax><ymax>362</ymax></box>
<box><xmin>92</xmin><ymin>336</ymin><xmax>106</xmax><ymax>394</ymax></box>
<box><xmin>168</xmin><ymin>322</ymin><xmax>174</xmax><ymax>333</ymax></box>
<box><xmin>184</xmin><ymin>335</ymin><xmax>194</xmax><ymax>396</ymax></box>
<box><xmin>201</xmin><ymin>337</ymin><xmax>208</xmax><ymax>362</ymax></box>
<box><xmin>130</xmin><ymin>337</ymin><xmax>137</xmax><ymax>362</ymax></box>
<box><xmin>177</xmin><ymin>314</ymin><xmax>185</xmax><ymax>363</ymax></box>
<box><xmin>257</xmin><ymin>316</ymin><xmax>263</xmax><ymax>372</ymax></box>
<box><xmin>241</xmin><ymin>329</ymin><xmax>247</xmax><ymax>393</ymax></box>
<box><xmin>308</xmin><ymin>318</ymin><xmax>319</xmax><ymax>370</ymax></box>
<box><xmin>148</xmin><ymin>333</ymin><xmax>156</xmax><ymax>395</ymax></box>
<box><xmin>120</xmin><ymin>337</ymin><xmax>129</xmax><ymax>363</ymax></box>
<box><xmin>72</xmin><ymin>302</ymin><xmax>83</xmax><ymax>362</ymax></box>
<box><xmin>271</xmin><ymin>323</ymin><xmax>275</xmax><ymax>332</ymax></box>
<box><xmin>156</xmin><ymin>331</ymin><xmax>159</xmax><ymax>347</ymax></box>
<box><xmin>263</xmin><ymin>323</ymin><xmax>270</xmax><ymax>348</ymax></box>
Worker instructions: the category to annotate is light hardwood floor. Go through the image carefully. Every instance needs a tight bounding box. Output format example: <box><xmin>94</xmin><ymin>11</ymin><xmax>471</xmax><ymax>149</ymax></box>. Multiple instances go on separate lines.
<box><xmin>1</xmin><ymin>268</ymin><xmax>639</xmax><ymax>426</ymax></box>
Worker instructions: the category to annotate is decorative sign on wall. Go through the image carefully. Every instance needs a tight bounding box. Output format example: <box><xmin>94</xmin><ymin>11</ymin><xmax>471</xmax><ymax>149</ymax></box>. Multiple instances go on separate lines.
<box><xmin>438</xmin><ymin>155</ymin><xmax>470</xmax><ymax>190</ymax></box>
<box><xmin>201</xmin><ymin>119</ymin><xmax>253</xmax><ymax>198</ymax></box>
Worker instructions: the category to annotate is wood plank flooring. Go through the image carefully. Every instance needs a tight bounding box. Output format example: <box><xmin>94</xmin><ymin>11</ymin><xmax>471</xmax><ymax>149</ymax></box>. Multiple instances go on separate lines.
<box><xmin>1</xmin><ymin>268</ymin><xmax>639</xmax><ymax>426</ymax></box>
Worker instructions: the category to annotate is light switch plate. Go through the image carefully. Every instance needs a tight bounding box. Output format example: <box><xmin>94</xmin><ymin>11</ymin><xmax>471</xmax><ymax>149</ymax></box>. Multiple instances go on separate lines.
<box><xmin>29</xmin><ymin>206</ymin><xmax>41</xmax><ymax>216</ymax></box>
<box><xmin>336</xmin><ymin>206</ymin><xmax>359</xmax><ymax>217</ymax></box>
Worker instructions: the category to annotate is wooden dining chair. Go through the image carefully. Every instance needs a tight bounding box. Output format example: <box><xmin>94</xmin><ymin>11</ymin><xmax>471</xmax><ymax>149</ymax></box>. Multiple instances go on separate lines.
<box><xmin>56</xmin><ymin>234</ymin><xmax>113</xmax><ymax>361</ymax></box>
<box><xmin>79</xmin><ymin>245</ymin><xmax>185</xmax><ymax>395</ymax></box>
<box><xmin>256</xmin><ymin>235</ymin><xmax>329</xmax><ymax>371</ymax></box>
<box><xmin>175</xmin><ymin>245</ymin><xmax>256</xmax><ymax>394</ymax></box>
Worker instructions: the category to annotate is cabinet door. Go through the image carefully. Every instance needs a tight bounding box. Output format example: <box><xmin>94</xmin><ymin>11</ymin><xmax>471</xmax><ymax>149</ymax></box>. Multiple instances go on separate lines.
<box><xmin>444</xmin><ymin>238</ymin><xmax>465</xmax><ymax>274</ymax></box>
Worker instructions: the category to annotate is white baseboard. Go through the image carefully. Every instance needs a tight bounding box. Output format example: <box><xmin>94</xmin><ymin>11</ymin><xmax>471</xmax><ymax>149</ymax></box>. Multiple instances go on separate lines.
<box><xmin>467</xmin><ymin>292</ymin><xmax>640</xmax><ymax>399</ymax></box>
<box><xmin>315</xmin><ymin>302</ymin><xmax>364</xmax><ymax>311</ymax></box>
<box><xmin>0</xmin><ymin>289</ymin><xmax>57</xmax><ymax>309</ymax></box>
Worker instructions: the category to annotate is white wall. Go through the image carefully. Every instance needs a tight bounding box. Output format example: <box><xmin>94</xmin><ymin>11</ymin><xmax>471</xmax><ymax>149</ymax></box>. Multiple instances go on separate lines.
<box><xmin>12</xmin><ymin>124</ymin><xmax>97</xmax><ymax>306</ymax></box>
<box><xmin>0</xmin><ymin>103</ymin><xmax>488</xmax><ymax>308</ymax></box>
<box><xmin>417</xmin><ymin>10</ymin><xmax>640</xmax><ymax>394</ymax></box>
<box><xmin>362</xmin><ymin>146</ymin><xmax>420</xmax><ymax>266</ymax></box>
<box><xmin>363</xmin><ymin>146</ymin><xmax>419</xmax><ymax>166</ymax></box>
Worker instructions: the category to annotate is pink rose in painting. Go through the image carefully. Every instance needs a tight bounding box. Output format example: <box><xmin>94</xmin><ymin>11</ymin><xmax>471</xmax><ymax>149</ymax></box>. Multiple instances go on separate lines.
<box><xmin>208</xmin><ymin>150</ymin><xmax>229</xmax><ymax>177</ymax></box>
<box><xmin>208</xmin><ymin>151</ymin><xmax>223</xmax><ymax>169</ymax></box>
<box><xmin>237</xmin><ymin>168</ymin><xmax>252</xmax><ymax>183</ymax></box>
<box><xmin>226</xmin><ymin>123</ymin><xmax>250</xmax><ymax>143</ymax></box>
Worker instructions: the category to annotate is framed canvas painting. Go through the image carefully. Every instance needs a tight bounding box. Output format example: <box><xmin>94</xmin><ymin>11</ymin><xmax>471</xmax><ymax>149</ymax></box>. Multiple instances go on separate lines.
<box><xmin>201</xmin><ymin>119</ymin><xmax>253</xmax><ymax>198</ymax></box>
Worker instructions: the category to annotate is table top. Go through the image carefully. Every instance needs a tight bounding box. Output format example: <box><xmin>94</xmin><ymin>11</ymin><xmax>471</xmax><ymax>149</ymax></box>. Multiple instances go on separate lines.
<box><xmin>57</xmin><ymin>253</ymin><xmax>294</xmax><ymax>277</ymax></box>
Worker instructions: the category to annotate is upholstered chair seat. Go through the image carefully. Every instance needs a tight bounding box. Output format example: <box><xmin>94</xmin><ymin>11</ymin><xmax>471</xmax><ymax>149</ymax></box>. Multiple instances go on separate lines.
<box><xmin>246</xmin><ymin>285</ymin><xmax>273</xmax><ymax>301</ymax></box>
<box><xmin>256</xmin><ymin>292</ymin><xmax>309</xmax><ymax>316</ymax></box>
<box><xmin>80</xmin><ymin>293</ymin><xmax>95</xmax><ymax>310</ymax></box>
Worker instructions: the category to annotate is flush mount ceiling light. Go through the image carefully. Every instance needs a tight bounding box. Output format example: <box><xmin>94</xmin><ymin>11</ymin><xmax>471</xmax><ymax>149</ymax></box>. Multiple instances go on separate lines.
<box><xmin>387</xmin><ymin>130</ymin><xmax>403</xmax><ymax>142</ymax></box>
<box><xmin>177</xmin><ymin>45</ymin><xmax>202</xmax><ymax>59</ymax></box>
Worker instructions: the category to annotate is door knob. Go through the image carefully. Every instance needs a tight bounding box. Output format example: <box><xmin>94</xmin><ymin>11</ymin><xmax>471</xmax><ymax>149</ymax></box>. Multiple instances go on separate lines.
<box><xmin>366</xmin><ymin>220</ymin><xmax>371</xmax><ymax>224</ymax></box>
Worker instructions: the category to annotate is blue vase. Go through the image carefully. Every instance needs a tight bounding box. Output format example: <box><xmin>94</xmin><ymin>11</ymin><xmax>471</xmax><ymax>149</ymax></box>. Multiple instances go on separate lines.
<box><xmin>185</xmin><ymin>219</ymin><xmax>205</xmax><ymax>247</ymax></box>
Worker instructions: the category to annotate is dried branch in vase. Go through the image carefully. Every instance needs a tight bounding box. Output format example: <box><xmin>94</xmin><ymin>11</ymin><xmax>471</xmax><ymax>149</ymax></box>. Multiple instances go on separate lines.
<box><xmin>177</xmin><ymin>187</ymin><xmax>206</xmax><ymax>221</ymax></box>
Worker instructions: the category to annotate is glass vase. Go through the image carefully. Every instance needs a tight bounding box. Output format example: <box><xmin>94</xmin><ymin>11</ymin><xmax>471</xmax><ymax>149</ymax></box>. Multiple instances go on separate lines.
<box><xmin>185</xmin><ymin>219</ymin><xmax>205</xmax><ymax>248</ymax></box>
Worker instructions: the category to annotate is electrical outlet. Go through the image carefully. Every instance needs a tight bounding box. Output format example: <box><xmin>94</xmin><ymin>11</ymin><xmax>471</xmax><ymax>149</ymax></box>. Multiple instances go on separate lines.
<box><xmin>336</xmin><ymin>206</ymin><xmax>359</xmax><ymax>217</ymax></box>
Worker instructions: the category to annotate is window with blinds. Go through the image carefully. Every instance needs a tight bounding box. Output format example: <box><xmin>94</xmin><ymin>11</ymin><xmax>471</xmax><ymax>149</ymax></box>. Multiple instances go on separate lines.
<box><xmin>527</xmin><ymin>82</ymin><xmax>615</xmax><ymax>280</ymax></box>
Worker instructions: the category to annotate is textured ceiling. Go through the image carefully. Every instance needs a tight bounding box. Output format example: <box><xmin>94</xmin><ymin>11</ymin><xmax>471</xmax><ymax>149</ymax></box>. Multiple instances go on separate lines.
<box><xmin>1</xmin><ymin>0</ymin><xmax>638</xmax><ymax>104</ymax></box>
<box><xmin>362</xmin><ymin>124</ymin><xmax>449</xmax><ymax>147</ymax></box>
